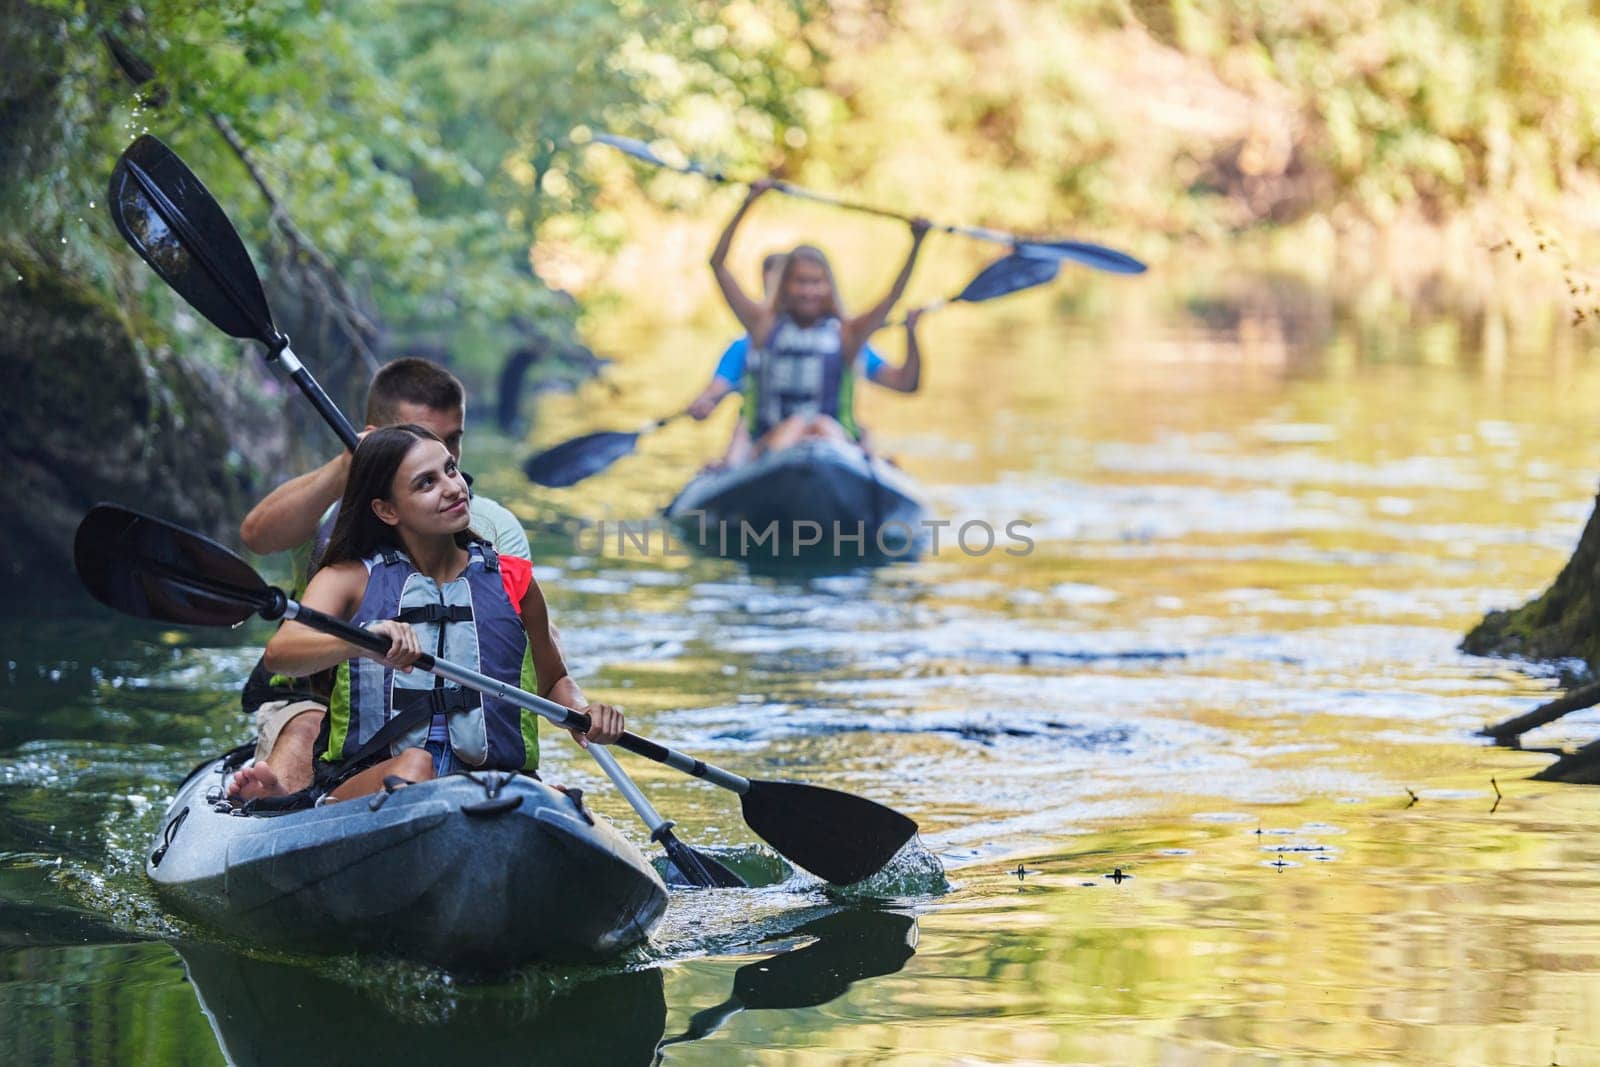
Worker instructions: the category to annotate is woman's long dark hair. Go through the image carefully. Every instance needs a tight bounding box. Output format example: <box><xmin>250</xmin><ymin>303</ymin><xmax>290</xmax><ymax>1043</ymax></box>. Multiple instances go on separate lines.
<box><xmin>318</xmin><ymin>424</ymin><xmax>479</xmax><ymax>569</ymax></box>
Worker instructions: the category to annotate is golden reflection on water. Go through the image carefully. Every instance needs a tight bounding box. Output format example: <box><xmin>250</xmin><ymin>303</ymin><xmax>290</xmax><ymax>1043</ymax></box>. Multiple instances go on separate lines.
<box><xmin>474</xmin><ymin>274</ymin><xmax>1600</xmax><ymax>1065</ymax></box>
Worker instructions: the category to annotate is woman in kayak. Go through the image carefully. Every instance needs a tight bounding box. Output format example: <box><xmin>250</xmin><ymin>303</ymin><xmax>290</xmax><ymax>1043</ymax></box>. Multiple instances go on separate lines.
<box><xmin>707</xmin><ymin>179</ymin><xmax>929</xmax><ymax>457</ymax></box>
<box><xmin>690</xmin><ymin>252</ymin><xmax>930</xmax><ymax>467</ymax></box>
<box><xmin>229</xmin><ymin>424</ymin><xmax>622</xmax><ymax>802</ymax></box>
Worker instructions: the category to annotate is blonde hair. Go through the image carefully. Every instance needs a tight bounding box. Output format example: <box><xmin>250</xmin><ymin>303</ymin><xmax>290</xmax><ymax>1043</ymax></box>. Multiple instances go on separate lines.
<box><xmin>768</xmin><ymin>245</ymin><xmax>845</xmax><ymax>320</ymax></box>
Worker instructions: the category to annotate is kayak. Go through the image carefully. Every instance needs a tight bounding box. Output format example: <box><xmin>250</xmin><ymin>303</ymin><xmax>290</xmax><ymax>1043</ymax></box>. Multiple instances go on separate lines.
<box><xmin>664</xmin><ymin>440</ymin><xmax>927</xmax><ymax>563</ymax></box>
<box><xmin>147</xmin><ymin>749</ymin><xmax>669</xmax><ymax>972</ymax></box>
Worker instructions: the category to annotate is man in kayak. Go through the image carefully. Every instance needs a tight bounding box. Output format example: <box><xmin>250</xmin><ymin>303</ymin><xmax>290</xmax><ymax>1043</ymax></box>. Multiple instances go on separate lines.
<box><xmin>234</xmin><ymin>424</ymin><xmax>620</xmax><ymax>801</ymax></box>
<box><xmin>230</xmin><ymin>358</ymin><xmax>529</xmax><ymax>800</ymax></box>
<box><xmin>696</xmin><ymin>179</ymin><xmax>928</xmax><ymax>461</ymax></box>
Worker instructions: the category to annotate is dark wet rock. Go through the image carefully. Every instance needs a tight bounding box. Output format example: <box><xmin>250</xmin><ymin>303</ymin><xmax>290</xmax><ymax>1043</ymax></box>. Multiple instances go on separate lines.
<box><xmin>1465</xmin><ymin>489</ymin><xmax>1600</xmax><ymax>772</ymax></box>
<box><xmin>1464</xmin><ymin>489</ymin><xmax>1600</xmax><ymax>670</ymax></box>
<box><xmin>0</xmin><ymin>253</ymin><xmax>255</xmax><ymax>609</ymax></box>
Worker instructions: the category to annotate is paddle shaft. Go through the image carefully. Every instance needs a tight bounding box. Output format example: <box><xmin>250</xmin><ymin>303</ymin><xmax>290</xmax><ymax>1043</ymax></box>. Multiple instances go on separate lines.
<box><xmin>268</xmin><ymin>341</ymin><xmax>360</xmax><ymax>450</ymax></box>
<box><xmin>275</xmin><ymin>596</ymin><xmax>753</xmax><ymax>796</ymax></box>
<box><xmin>593</xmin><ymin>132</ymin><xmax>1143</xmax><ymax>272</ymax></box>
<box><xmin>597</xmin><ymin>135</ymin><xmax>1018</xmax><ymax>246</ymax></box>
<box><xmin>772</xmin><ymin>181</ymin><xmax>1012</xmax><ymax>243</ymax></box>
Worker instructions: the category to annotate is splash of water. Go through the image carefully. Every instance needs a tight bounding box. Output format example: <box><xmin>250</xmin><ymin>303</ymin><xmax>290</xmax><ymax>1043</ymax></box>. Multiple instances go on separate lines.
<box><xmin>830</xmin><ymin>836</ymin><xmax>949</xmax><ymax>898</ymax></box>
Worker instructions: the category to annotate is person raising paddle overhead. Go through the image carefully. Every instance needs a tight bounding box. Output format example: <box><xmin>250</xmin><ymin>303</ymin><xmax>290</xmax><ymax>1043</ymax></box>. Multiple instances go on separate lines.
<box><xmin>689</xmin><ymin>251</ymin><xmax>930</xmax><ymax>468</ymax></box>
<box><xmin>229</xmin><ymin>424</ymin><xmax>621</xmax><ymax>803</ymax></box>
<box><xmin>707</xmin><ymin>180</ymin><xmax>929</xmax><ymax>458</ymax></box>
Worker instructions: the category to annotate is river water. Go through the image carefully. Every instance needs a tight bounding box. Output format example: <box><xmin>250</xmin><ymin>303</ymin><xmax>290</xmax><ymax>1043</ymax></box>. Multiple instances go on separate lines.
<box><xmin>4</xmin><ymin>276</ymin><xmax>1600</xmax><ymax>1065</ymax></box>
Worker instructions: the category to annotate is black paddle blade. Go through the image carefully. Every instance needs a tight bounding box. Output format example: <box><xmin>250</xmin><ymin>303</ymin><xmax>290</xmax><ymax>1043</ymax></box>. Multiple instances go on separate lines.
<box><xmin>1016</xmin><ymin>239</ymin><xmax>1147</xmax><ymax>275</ymax></box>
<box><xmin>109</xmin><ymin>135</ymin><xmax>280</xmax><ymax>343</ymax></box>
<box><xmin>660</xmin><ymin>832</ymin><xmax>748</xmax><ymax>889</ymax></box>
<box><xmin>73</xmin><ymin>505</ymin><xmax>272</xmax><ymax>628</ymax></box>
<box><xmin>740</xmin><ymin>780</ymin><xmax>918</xmax><ymax>886</ymax></box>
<box><xmin>955</xmin><ymin>252</ymin><xmax>1061</xmax><ymax>304</ymax></box>
<box><xmin>523</xmin><ymin>429</ymin><xmax>641</xmax><ymax>487</ymax></box>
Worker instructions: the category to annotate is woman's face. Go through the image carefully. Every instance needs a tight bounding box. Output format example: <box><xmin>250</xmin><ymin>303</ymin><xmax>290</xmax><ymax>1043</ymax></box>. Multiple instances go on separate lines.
<box><xmin>372</xmin><ymin>437</ymin><xmax>471</xmax><ymax>535</ymax></box>
<box><xmin>783</xmin><ymin>260</ymin><xmax>833</xmax><ymax>321</ymax></box>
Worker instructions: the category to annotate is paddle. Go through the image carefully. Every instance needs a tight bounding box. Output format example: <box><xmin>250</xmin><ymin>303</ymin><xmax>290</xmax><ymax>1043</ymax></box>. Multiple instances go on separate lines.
<box><xmin>592</xmin><ymin>132</ymin><xmax>1147</xmax><ymax>275</ymax></box>
<box><xmin>74</xmin><ymin>505</ymin><xmax>919</xmax><ymax>886</ymax></box>
<box><xmin>109</xmin><ymin>134</ymin><xmax>360</xmax><ymax>449</ymax></box>
<box><xmin>104</xmin><ymin>136</ymin><xmax>741</xmax><ymax>890</ymax></box>
<box><xmin>880</xmin><ymin>250</ymin><xmax>1060</xmax><ymax>330</ymax></box>
<box><xmin>523</xmin><ymin>412</ymin><xmax>685</xmax><ymax>488</ymax></box>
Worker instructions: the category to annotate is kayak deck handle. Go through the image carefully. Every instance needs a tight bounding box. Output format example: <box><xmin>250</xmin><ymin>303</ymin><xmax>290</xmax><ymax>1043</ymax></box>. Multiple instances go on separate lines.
<box><xmin>150</xmin><ymin>806</ymin><xmax>189</xmax><ymax>867</ymax></box>
<box><xmin>462</xmin><ymin>795</ymin><xmax>524</xmax><ymax>819</ymax></box>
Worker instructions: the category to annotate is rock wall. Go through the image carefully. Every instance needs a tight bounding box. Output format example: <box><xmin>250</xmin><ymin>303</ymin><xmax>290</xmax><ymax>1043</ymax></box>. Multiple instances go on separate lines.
<box><xmin>0</xmin><ymin>257</ymin><xmax>252</xmax><ymax>606</ymax></box>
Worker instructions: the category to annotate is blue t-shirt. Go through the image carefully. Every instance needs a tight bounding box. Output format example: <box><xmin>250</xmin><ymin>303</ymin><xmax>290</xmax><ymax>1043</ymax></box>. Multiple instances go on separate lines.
<box><xmin>712</xmin><ymin>335</ymin><xmax>885</xmax><ymax>387</ymax></box>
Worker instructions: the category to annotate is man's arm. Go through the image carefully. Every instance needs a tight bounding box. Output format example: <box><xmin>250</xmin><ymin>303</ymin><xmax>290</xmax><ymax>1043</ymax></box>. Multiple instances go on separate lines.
<box><xmin>240</xmin><ymin>452</ymin><xmax>350</xmax><ymax>554</ymax></box>
<box><xmin>691</xmin><ymin>336</ymin><xmax>749</xmax><ymax>419</ymax></box>
<box><xmin>689</xmin><ymin>377</ymin><xmax>736</xmax><ymax>420</ymax></box>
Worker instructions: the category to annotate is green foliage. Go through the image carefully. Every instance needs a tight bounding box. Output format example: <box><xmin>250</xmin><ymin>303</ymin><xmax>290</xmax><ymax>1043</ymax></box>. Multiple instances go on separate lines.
<box><xmin>8</xmin><ymin>0</ymin><xmax>1600</xmax><ymax>390</ymax></box>
<box><xmin>621</xmin><ymin>0</ymin><xmax>1600</xmax><ymax>243</ymax></box>
<box><xmin>3</xmin><ymin>0</ymin><xmax>825</xmax><ymax>392</ymax></box>
<box><xmin>1173</xmin><ymin>0</ymin><xmax>1600</xmax><ymax>216</ymax></box>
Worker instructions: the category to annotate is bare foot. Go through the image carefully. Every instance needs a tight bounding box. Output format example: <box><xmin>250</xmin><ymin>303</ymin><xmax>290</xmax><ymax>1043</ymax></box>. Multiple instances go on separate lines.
<box><xmin>228</xmin><ymin>762</ymin><xmax>288</xmax><ymax>800</ymax></box>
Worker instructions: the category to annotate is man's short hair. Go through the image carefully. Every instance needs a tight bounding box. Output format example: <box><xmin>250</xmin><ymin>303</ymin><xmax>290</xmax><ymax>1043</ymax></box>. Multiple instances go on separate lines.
<box><xmin>366</xmin><ymin>358</ymin><xmax>465</xmax><ymax>425</ymax></box>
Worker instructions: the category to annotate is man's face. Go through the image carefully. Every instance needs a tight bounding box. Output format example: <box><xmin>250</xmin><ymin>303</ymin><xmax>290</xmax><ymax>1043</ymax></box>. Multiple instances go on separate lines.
<box><xmin>390</xmin><ymin>400</ymin><xmax>466</xmax><ymax>461</ymax></box>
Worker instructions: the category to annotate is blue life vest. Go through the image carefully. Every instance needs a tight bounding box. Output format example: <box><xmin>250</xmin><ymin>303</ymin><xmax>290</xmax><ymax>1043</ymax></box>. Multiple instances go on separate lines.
<box><xmin>321</xmin><ymin>542</ymin><xmax>539</xmax><ymax>771</ymax></box>
<box><xmin>744</xmin><ymin>314</ymin><xmax>859</xmax><ymax>439</ymax></box>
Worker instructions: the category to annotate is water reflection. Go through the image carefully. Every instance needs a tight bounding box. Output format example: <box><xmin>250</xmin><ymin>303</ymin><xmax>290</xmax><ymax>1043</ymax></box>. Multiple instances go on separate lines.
<box><xmin>176</xmin><ymin>943</ymin><xmax>667</xmax><ymax>1067</ymax></box>
<box><xmin>163</xmin><ymin>905</ymin><xmax>919</xmax><ymax>1066</ymax></box>
<box><xmin>656</xmin><ymin>906</ymin><xmax>918</xmax><ymax>1056</ymax></box>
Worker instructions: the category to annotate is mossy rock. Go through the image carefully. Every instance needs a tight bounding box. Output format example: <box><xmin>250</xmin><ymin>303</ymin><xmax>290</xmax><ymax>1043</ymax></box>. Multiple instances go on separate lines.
<box><xmin>0</xmin><ymin>257</ymin><xmax>251</xmax><ymax>605</ymax></box>
<box><xmin>1463</xmin><ymin>493</ymin><xmax>1600</xmax><ymax>673</ymax></box>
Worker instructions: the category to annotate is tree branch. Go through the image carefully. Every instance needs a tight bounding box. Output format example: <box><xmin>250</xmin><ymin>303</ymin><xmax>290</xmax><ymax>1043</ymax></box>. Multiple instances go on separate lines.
<box><xmin>1481</xmin><ymin>680</ymin><xmax>1600</xmax><ymax>744</ymax></box>
<box><xmin>209</xmin><ymin>112</ymin><xmax>382</xmax><ymax>375</ymax></box>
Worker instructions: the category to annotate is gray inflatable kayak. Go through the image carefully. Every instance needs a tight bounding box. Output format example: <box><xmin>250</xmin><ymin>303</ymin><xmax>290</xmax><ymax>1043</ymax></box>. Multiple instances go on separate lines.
<box><xmin>665</xmin><ymin>440</ymin><xmax>927</xmax><ymax>563</ymax></box>
<box><xmin>147</xmin><ymin>751</ymin><xmax>669</xmax><ymax>972</ymax></box>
